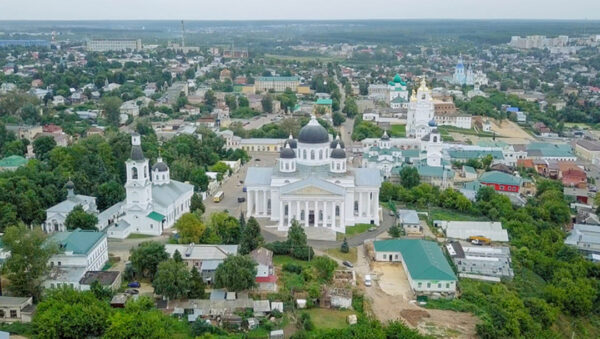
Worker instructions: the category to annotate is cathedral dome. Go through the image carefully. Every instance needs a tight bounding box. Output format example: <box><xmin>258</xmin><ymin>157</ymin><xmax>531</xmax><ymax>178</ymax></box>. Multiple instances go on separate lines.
<box><xmin>330</xmin><ymin>137</ymin><xmax>345</xmax><ymax>149</ymax></box>
<box><xmin>331</xmin><ymin>146</ymin><xmax>346</xmax><ymax>159</ymax></box>
<box><xmin>152</xmin><ymin>159</ymin><xmax>169</xmax><ymax>172</ymax></box>
<box><xmin>428</xmin><ymin>119</ymin><xmax>437</xmax><ymax>127</ymax></box>
<box><xmin>381</xmin><ymin>131</ymin><xmax>390</xmax><ymax>140</ymax></box>
<box><xmin>65</xmin><ymin>180</ymin><xmax>75</xmax><ymax>189</ymax></box>
<box><xmin>284</xmin><ymin>138</ymin><xmax>297</xmax><ymax>149</ymax></box>
<box><xmin>130</xmin><ymin>145</ymin><xmax>145</xmax><ymax>161</ymax></box>
<box><xmin>298</xmin><ymin>116</ymin><xmax>329</xmax><ymax>144</ymax></box>
<box><xmin>280</xmin><ymin>146</ymin><xmax>296</xmax><ymax>159</ymax></box>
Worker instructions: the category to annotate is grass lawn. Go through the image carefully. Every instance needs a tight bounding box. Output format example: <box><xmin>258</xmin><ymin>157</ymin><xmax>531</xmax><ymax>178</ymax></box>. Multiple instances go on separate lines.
<box><xmin>303</xmin><ymin>308</ymin><xmax>354</xmax><ymax>330</ymax></box>
<box><xmin>345</xmin><ymin>223</ymin><xmax>372</xmax><ymax>236</ymax></box>
<box><xmin>389</xmin><ymin>124</ymin><xmax>406</xmax><ymax>137</ymax></box>
<box><xmin>325</xmin><ymin>247</ymin><xmax>358</xmax><ymax>263</ymax></box>
<box><xmin>126</xmin><ymin>233</ymin><xmax>155</xmax><ymax>239</ymax></box>
<box><xmin>438</xmin><ymin>125</ymin><xmax>494</xmax><ymax>137</ymax></box>
<box><xmin>428</xmin><ymin>208</ymin><xmax>489</xmax><ymax>222</ymax></box>
<box><xmin>273</xmin><ymin>255</ymin><xmax>311</xmax><ymax>268</ymax></box>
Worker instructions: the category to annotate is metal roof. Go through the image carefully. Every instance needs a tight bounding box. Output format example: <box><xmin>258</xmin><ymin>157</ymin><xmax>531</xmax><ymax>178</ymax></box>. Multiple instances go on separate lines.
<box><xmin>373</xmin><ymin>239</ymin><xmax>457</xmax><ymax>281</ymax></box>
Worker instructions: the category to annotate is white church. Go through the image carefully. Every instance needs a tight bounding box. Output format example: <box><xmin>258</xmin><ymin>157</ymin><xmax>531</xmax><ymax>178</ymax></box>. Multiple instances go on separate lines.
<box><xmin>406</xmin><ymin>78</ymin><xmax>436</xmax><ymax>139</ymax></box>
<box><xmin>44</xmin><ymin>133</ymin><xmax>194</xmax><ymax>239</ymax></box>
<box><xmin>244</xmin><ymin>116</ymin><xmax>381</xmax><ymax>234</ymax></box>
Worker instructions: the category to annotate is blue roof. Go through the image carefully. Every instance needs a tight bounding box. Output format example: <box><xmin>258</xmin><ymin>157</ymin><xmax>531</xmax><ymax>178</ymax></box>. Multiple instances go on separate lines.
<box><xmin>506</xmin><ymin>107</ymin><xmax>519</xmax><ymax>112</ymax></box>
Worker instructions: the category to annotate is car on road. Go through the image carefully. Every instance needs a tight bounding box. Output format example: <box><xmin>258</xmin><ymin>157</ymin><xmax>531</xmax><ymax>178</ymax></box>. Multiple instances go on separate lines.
<box><xmin>342</xmin><ymin>261</ymin><xmax>353</xmax><ymax>268</ymax></box>
<box><xmin>389</xmin><ymin>210</ymin><xmax>395</xmax><ymax>216</ymax></box>
<box><xmin>127</xmin><ymin>281</ymin><xmax>140</xmax><ymax>288</ymax></box>
<box><xmin>255</xmin><ymin>158</ymin><xmax>261</xmax><ymax>161</ymax></box>
<box><xmin>237</xmin><ymin>197</ymin><xmax>246</xmax><ymax>203</ymax></box>
<box><xmin>368</xmin><ymin>227</ymin><xmax>377</xmax><ymax>232</ymax></box>
<box><xmin>364</xmin><ymin>274</ymin><xmax>372</xmax><ymax>287</ymax></box>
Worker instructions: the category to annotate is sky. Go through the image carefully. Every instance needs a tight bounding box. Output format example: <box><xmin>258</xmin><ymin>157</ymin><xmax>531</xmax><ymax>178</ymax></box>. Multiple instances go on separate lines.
<box><xmin>1</xmin><ymin>0</ymin><xmax>600</xmax><ymax>20</ymax></box>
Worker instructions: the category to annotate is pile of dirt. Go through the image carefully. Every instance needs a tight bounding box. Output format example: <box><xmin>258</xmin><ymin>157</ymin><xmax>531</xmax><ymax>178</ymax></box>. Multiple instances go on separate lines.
<box><xmin>400</xmin><ymin>309</ymin><xmax>430</xmax><ymax>327</ymax></box>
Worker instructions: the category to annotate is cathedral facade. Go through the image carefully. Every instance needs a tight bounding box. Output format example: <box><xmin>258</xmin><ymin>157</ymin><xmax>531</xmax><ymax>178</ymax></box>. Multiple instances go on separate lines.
<box><xmin>245</xmin><ymin>116</ymin><xmax>381</xmax><ymax>233</ymax></box>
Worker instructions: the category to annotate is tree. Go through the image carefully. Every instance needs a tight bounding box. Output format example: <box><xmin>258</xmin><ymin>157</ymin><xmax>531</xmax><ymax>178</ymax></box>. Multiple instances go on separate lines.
<box><xmin>32</xmin><ymin>287</ymin><xmax>111</xmax><ymax>339</ymax></box>
<box><xmin>238</xmin><ymin>96</ymin><xmax>249</xmax><ymax>107</ymax></box>
<box><xmin>174</xmin><ymin>212</ymin><xmax>206</xmax><ymax>244</ymax></box>
<box><xmin>104</xmin><ymin>297</ymin><xmax>176</xmax><ymax>339</ymax></box>
<box><xmin>209</xmin><ymin>211</ymin><xmax>241</xmax><ymax>244</ymax></box>
<box><xmin>204</xmin><ymin>89</ymin><xmax>216</xmax><ymax>107</ymax></box>
<box><xmin>33</xmin><ymin>135</ymin><xmax>57</xmax><ymax>161</ymax></box>
<box><xmin>332</xmin><ymin>112</ymin><xmax>346</xmax><ymax>126</ymax></box>
<box><xmin>64</xmin><ymin>205</ymin><xmax>98</xmax><ymax>231</ymax></box>
<box><xmin>340</xmin><ymin>237</ymin><xmax>349</xmax><ymax>253</ymax></box>
<box><xmin>399</xmin><ymin>166</ymin><xmax>420</xmax><ymax>189</ymax></box>
<box><xmin>261</xmin><ymin>94</ymin><xmax>273</xmax><ymax>113</ymax></box>
<box><xmin>96</xmin><ymin>180</ymin><xmax>126</xmax><ymax>211</ymax></box>
<box><xmin>129</xmin><ymin>241</ymin><xmax>169</xmax><ymax>279</ymax></box>
<box><xmin>188</xmin><ymin>266</ymin><xmax>206</xmax><ymax>299</ymax></box>
<box><xmin>101</xmin><ymin>96</ymin><xmax>123</xmax><ymax>127</ymax></box>
<box><xmin>3</xmin><ymin>225</ymin><xmax>57</xmax><ymax>301</ymax></box>
<box><xmin>173</xmin><ymin>249</ymin><xmax>183</xmax><ymax>263</ymax></box>
<box><xmin>152</xmin><ymin>259</ymin><xmax>192</xmax><ymax>300</ymax></box>
<box><xmin>214</xmin><ymin>255</ymin><xmax>257</xmax><ymax>292</ymax></box>
<box><xmin>312</xmin><ymin>256</ymin><xmax>338</xmax><ymax>281</ymax></box>
<box><xmin>190</xmin><ymin>194</ymin><xmax>205</xmax><ymax>214</ymax></box>
<box><xmin>389</xmin><ymin>224</ymin><xmax>402</xmax><ymax>238</ymax></box>
<box><xmin>342</xmin><ymin>97</ymin><xmax>359</xmax><ymax>118</ymax></box>
<box><xmin>239</xmin><ymin>216</ymin><xmax>263</xmax><ymax>254</ymax></box>
<box><xmin>288</xmin><ymin>220</ymin><xmax>313</xmax><ymax>260</ymax></box>
<box><xmin>225</xmin><ymin>94</ymin><xmax>237</xmax><ymax>110</ymax></box>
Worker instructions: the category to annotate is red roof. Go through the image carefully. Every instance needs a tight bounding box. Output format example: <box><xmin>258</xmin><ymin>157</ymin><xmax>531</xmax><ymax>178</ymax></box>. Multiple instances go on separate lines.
<box><xmin>255</xmin><ymin>275</ymin><xmax>277</xmax><ymax>283</ymax></box>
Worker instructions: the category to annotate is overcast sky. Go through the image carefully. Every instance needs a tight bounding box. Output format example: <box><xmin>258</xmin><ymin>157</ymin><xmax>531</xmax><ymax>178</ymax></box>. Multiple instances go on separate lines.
<box><xmin>1</xmin><ymin>0</ymin><xmax>599</xmax><ymax>20</ymax></box>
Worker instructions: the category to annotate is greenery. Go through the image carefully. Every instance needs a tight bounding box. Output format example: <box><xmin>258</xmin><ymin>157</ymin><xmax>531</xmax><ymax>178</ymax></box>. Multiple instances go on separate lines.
<box><xmin>152</xmin><ymin>258</ymin><xmax>192</xmax><ymax>300</ymax></box>
<box><xmin>325</xmin><ymin>247</ymin><xmax>358</xmax><ymax>263</ymax></box>
<box><xmin>388</xmin><ymin>124</ymin><xmax>406</xmax><ymax>137</ymax></box>
<box><xmin>129</xmin><ymin>241</ymin><xmax>169</xmax><ymax>280</ymax></box>
<box><xmin>64</xmin><ymin>204</ymin><xmax>98</xmax><ymax>230</ymax></box>
<box><xmin>214</xmin><ymin>255</ymin><xmax>258</xmax><ymax>292</ymax></box>
<box><xmin>266</xmin><ymin>220</ymin><xmax>314</xmax><ymax>260</ymax></box>
<box><xmin>239</xmin><ymin>216</ymin><xmax>264</xmax><ymax>254</ymax></box>
<box><xmin>351</xmin><ymin>116</ymin><xmax>383</xmax><ymax>141</ymax></box>
<box><xmin>340</xmin><ymin>237</ymin><xmax>349</xmax><ymax>253</ymax></box>
<box><xmin>398</xmin><ymin>166</ymin><xmax>420</xmax><ymax>189</ymax></box>
<box><xmin>344</xmin><ymin>223</ymin><xmax>372</xmax><ymax>237</ymax></box>
<box><xmin>2</xmin><ymin>225</ymin><xmax>57</xmax><ymax>301</ymax></box>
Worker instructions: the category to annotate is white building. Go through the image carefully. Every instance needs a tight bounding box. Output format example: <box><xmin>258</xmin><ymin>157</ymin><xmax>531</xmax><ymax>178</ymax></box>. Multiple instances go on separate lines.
<box><xmin>406</xmin><ymin>78</ymin><xmax>435</xmax><ymax>139</ymax></box>
<box><xmin>44</xmin><ymin>229</ymin><xmax>108</xmax><ymax>290</ymax></box>
<box><xmin>86</xmin><ymin>39</ymin><xmax>142</xmax><ymax>52</ymax></box>
<box><xmin>43</xmin><ymin>181</ymin><xmax>98</xmax><ymax>233</ymax></box>
<box><xmin>244</xmin><ymin>115</ymin><xmax>381</xmax><ymax>235</ymax></box>
<box><xmin>106</xmin><ymin>134</ymin><xmax>194</xmax><ymax>238</ymax></box>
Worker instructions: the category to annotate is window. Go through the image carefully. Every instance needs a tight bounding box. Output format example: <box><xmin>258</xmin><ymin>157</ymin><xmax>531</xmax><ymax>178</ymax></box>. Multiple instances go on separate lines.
<box><xmin>58</xmin><ymin>261</ymin><xmax>61</xmax><ymax>266</ymax></box>
<box><xmin>427</xmin><ymin>283</ymin><xmax>431</xmax><ymax>288</ymax></box>
<box><xmin>437</xmin><ymin>283</ymin><xmax>441</xmax><ymax>288</ymax></box>
<box><xmin>319</xmin><ymin>149</ymin><xmax>323</xmax><ymax>159</ymax></box>
<box><xmin>303</xmin><ymin>150</ymin><xmax>307</xmax><ymax>159</ymax></box>
<box><xmin>383</xmin><ymin>254</ymin><xmax>387</xmax><ymax>259</ymax></box>
<box><xmin>335</xmin><ymin>206</ymin><xmax>340</xmax><ymax>216</ymax></box>
<box><xmin>311</xmin><ymin>150</ymin><xmax>315</xmax><ymax>160</ymax></box>
<box><xmin>10</xmin><ymin>310</ymin><xmax>16</xmax><ymax>318</ymax></box>
<box><xmin>0</xmin><ymin>310</ymin><xmax>4</xmax><ymax>318</ymax></box>
<box><xmin>144</xmin><ymin>166</ymin><xmax>147</xmax><ymax>178</ymax></box>
<box><xmin>132</xmin><ymin>167</ymin><xmax>138</xmax><ymax>179</ymax></box>
<box><xmin>395</xmin><ymin>254</ymin><xmax>398</xmax><ymax>259</ymax></box>
<box><xmin>446</xmin><ymin>283</ymin><xmax>450</xmax><ymax>288</ymax></box>
<box><xmin>417</xmin><ymin>282</ymin><xmax>422</xmax><ymax>288</ymax></box>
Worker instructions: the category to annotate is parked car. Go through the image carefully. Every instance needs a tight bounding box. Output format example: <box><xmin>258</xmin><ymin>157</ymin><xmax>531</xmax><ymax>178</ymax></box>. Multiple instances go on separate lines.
<box><xmin>127</xmin><ymin>281</ymin><xmax>140</xmax><ymax>288</ymax></box>
<box><xmin>237</xmin><ymin>197</ymin><xmax>246</xmax><ymax>203</ymax></box>
<box><xmin>368</xmin><ymin>227</ymin><xmax>377</xmax><ymax>232</ymax></box>
<box><xmin>364</xmin><ymin>275</ymin><xmax>372</xmax><ymax>287</ymax></box>
<box><xmin>342</xmin><ymin>261</ymin><xmax>353</xmax><ymax>268</ymax></box>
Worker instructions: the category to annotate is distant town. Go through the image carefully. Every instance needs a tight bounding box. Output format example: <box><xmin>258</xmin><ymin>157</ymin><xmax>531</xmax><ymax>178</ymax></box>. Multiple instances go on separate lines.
<box><xmin>0</xmin><ymin>19</ymin><xmax>599</xmax><ymax>339</ymax></box>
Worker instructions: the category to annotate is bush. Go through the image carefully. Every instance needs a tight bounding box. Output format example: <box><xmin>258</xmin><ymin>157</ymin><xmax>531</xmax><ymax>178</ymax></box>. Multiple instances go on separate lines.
<box><xmin>388</xmin><ymin>224</ymin><xmax>402</xmax><ymax>238</ymax></box>
<box><xmin>340</xmin><ymin>238</ymin><xmax>349</xmax><ymax>253</ymax></box>
<box><xmin>282</xmin><ymin>263</ymin><xmax>303</xmax><ymax>274</ymax></box>
<box><xmin>299</xmin><ymin>313</ymin><xmax>314</xmax><ymax>331</ymax></box>
<box><xmin>265</xmin><ymin>241</ymin><xmax>290</xmax><ymax>255</ymax></box>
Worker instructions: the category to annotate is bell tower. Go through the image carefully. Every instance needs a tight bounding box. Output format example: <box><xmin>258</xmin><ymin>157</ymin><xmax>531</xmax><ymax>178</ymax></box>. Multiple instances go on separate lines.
<box><xmin>125</xmin><ymin>133</ymin><xmax>153</xmax><ymax>212</ymax></box>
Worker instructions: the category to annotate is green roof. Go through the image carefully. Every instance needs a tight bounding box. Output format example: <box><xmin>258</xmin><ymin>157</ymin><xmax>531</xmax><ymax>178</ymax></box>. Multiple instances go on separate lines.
<box><xmin>526</xmin><ymin>142</ymin><xmax>574</xmax><ymax>158</ymax></box>
<box><xmin>391</xmin><ymin>74</ymin><xmax>406</xmax><ymax>86</ymax></box>
<box><xmin>147</xmin><ymin>211</ymin><xmax>166</xmax><ymax>222</ymax></box>
<box><xmin>0</xmin><ymin>155</ymin><xmax>28</xmax><ymax>168</ymax></box>
<box><xmin>479</xmin><ymin>171</ymin><xmax>522</xmax><ymax>186</ymax></box>
<box><xmin>391</xmin><ymin>96</ymin><xmax>406</xmax><ymax>103</ymax></box>
<box><xmin>416</xmin><ymin>163</ymin><xmax>455</xmax><ymax>179</ymax></box>
<box><xmin>477</xmin><ymin>140</ymin><xmax>508</xmax><ymax>148</ymax></box>
<box><xmin>49</xmin><ymin>229</ymin><xmax>105</xmax><ymax>255</ymax></box>
<box><xmin>257</xmin><ymin>76</ymin><xmax>300</xmax><ymax>82</ymax></box>
<box><xmin>315</xmin><ymin>98</ymin><xmax>332</xmax><ymax>105</ymax></box>
<box><xmin>373</xmin><ymin>239</ymin><xmax>456</xmax><ymax>281</ymax></box>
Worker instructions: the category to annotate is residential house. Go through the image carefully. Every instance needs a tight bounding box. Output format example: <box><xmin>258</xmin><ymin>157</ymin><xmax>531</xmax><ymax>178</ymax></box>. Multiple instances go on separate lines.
<box><xmin>434</xmin><ymin>220</ymin><xmax>509</xmax><ymax>242</ymax></box>
<box><xmin>165</xmin><ymin>244</ymin><xmax>238</xmax><ymax>283</ymax></box>
<box><xmin>397</xmin><ymin>209</ymin><xmax>421</xmax><ymax>234</ymax></box>
<box><xmin>373</xmin><ymin>239</ymin><xmax>457</xmax><ymax>298</ymax></box>
<box><xmin>575</xmin><ymin>139</ymin><xmax>600</xmax><ymax>164</ymax></box>
<box><xmin>320</xmin><ymin>287</ymin><xmax>352</xmax><ymax>309</ymax></box>
<box><xmin>478</xmin><ymin>171</ymin><xmax>523</xmax><ymax>193</ymax></box>
<box><xmin>0</xmin><ymin>297</ymin><xmax>34</xmax><ymax>323</ymax></box>
<box><xmin>250</xmin><ymin>247</ymin><xmax>277</xmax><ymax>292</ymax></box>
<box><xmin>565</xmin><ymin>224</ymin><xmax>600</xmax><ymax>260</ymax></box>
<box><xmin>79</xmin><ymin>271</ymin><xmax>122</xmax><ymax>291</ymax></box>
<box><xmin>446</xmin><ymin>242</ymin><xmax>513</xmax><ymax>281</ymax></box>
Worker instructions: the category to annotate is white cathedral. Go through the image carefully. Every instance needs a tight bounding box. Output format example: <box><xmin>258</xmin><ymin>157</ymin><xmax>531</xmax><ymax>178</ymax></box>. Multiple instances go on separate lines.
<box><xmin>406</xmin><ymin>78</ymin><xmax>436</xmax><ymax>139</ymax></box>
<box><xmin>44</xmin><ymin>133</ymin><xmax>194</xmax><ymax>238</ymax></box>
<box><xmin>245</xmin><ymin>116</ymin><xmax>381</xmax><ymax>233</ymax></box>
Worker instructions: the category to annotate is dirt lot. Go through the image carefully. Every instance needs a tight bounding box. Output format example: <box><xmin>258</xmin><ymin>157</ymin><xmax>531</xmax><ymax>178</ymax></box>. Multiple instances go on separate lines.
<box><xmin>490</xmin><ymin>119</ymin><xmax>534</xmax><ymax>141</ymax></box>
<box><xmin>359</xmin><ymin>252</ymin><xmax>478</xmax><ymax>338</ymax></box>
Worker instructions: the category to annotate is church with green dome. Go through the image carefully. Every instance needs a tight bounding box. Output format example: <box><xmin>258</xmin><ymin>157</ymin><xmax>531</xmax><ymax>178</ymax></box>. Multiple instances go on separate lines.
<box><xmin>388</xmin><ymin>73</ymin><xmax>408</xmax><ymax>107</ymax></box>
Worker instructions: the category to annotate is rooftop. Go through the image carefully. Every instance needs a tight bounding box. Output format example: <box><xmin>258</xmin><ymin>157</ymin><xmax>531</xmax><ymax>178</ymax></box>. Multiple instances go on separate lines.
<box><xmin>373</xmin><ymin>239</ymin><xmax>456</xmax><ymax>281</ymax></box>
<box><xmin>479</xmin><ymin>171</ymin><xmax>523</xmax><ymax>187</ymax></box>
<box><xmin>49</xmin><ymin>229</ymin><xmax>106</xmax><ymax>255</ymax></box>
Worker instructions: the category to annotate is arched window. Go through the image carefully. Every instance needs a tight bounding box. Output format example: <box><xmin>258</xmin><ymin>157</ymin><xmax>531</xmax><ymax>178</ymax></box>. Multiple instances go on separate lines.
<box><xmin>433</xmin><ymin>136</ymin><xmax>438</xmax><ymax>143</ymax></box>
<box><xmin>319</xmin><ymin>149</ymin><xmax>323</xmax><ymax>159</ymax></box>
<box><xmin>132</xmin><ymin>167</ymin><xmax>138</xmax><ymax>179</ymax></box>
<box><xmin>311</xmin><ymin>150</ymin><xmax>315</xmax><ymax>160</ymax></box>
<box><xmin>303</xmin><ymin>149</ymin><xmax>307</xmax><ymax>159</ymax></box>
<box><xmin>335</xmin><ymin>206</ymin><xmax>340</xmax><ymax>216</ymax></box>
<box><xmin>284</xmin><ymin>205</ymin><xmax>288</xmax><ymax>216</ymax></box>
<box><xmin>144</xmin><ymin>166</ymin><xmax>147</xmax><ymax>178</ymax></box>
<box><xmin>162</xmin><ymin>174</ymin><xmax>165</xmax><ymax>180</ymax></box>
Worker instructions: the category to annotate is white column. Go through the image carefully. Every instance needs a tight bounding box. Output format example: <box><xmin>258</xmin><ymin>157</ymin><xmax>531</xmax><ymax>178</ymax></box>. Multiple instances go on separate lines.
<box><xmin>331</xmin><ymin>202</ymin><xmax>336</xmax><ymax>229</ymax></box>
<box><xmin>247</xmin><ymin>190</ymin><xmax>253</xmax><ymax>217</ymax></box>
<box><xmin>368</xmin><ymin>191</ymin><xmax>373</xmax><ymax>218</ymax></box>
<box><xmin>296</xmin><ymin>201</ymin><xmax>300</xmax><ymax>224</ymax></box>
<box><xmin>287</xmin><ymin>202</ymin><xmax>291</xmax><ymax>227</ymax></box>
<box><xmin>305</xmin><ymin>201</ymin><xmax>309</xmax><ymax>227</ymax></box>
<box><xmin>323</xmin><ymin>201</ymin><xmax>328</xmax><ymax>227</ymax></box>
<box><xmin>359</xmin><ymin>192</ymin><xmax>363</xmax><ymax>217</ymax></box>
<box><xmin>340</xmin><ymin>202</ymin><xmax>345</xmax><ymax>229</ymax></box>
<box><xmin>279</xmin><ymin>200</ymin><xmax>283</xmax><ymax>228</ymax></box>
<box><xmin>254</xmin><ymin>190</ymin><xmax>259</xmax><ymax>215</ymax></box>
